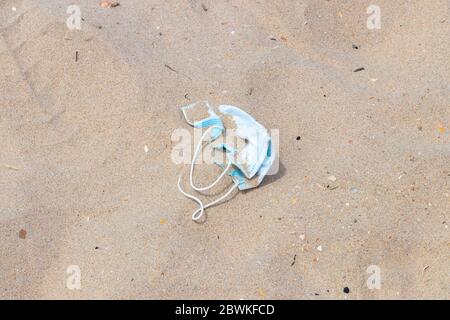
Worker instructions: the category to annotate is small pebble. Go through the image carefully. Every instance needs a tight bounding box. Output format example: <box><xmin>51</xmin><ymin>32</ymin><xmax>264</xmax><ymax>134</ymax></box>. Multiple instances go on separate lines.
<box><xmin>350</xmin><ymin>187</ymin><xmax>358</xmax><ymax>193</ymax></box>
<box><xmin>317</xmin><ymin>245</ymin><xmax>323</xmax><ymax>252</ymax></box>
<box><xmin>19</xmin><ymin>229</ymin><xmax>27</xmax><ymax>239</ymax></box>
<box><xmin>100</xmin><ymin>0</ymin><xmax>120</xmax><ymax>8</ymax></box>
<box><xmin>343</xmin><ymin>287</ymin><xmax>350</xmax><ymax>294</ymax></box>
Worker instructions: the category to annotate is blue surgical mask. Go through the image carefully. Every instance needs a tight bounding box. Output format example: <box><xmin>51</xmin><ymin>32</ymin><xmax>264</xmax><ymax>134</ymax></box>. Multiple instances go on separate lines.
<box><xmin>178</xmin><ymin>102</ymin><xmax>276</xmax><ymax>221</ymax></box>
<box><xmin>216</xmin><ymin>105</ymin><xmax>275</xmax><ymax>190</ymax></box>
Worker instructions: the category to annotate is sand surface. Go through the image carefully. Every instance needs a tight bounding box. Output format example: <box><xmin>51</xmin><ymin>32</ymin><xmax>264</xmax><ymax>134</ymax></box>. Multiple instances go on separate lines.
<box><xmin>0</xmin><ymin>0</ymin><xmax>449</xmax><ymax>299</ymax></box>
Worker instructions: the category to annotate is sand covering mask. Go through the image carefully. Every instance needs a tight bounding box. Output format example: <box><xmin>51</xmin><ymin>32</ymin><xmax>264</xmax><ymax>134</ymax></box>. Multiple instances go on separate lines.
<box><xmin>177</xmin><ymin>101</ymin><xmax>276</xmax><ymax>221</ymax></box>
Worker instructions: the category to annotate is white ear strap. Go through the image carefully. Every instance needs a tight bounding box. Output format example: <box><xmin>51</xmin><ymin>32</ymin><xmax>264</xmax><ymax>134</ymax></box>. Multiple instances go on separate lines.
<box><xmin>178</xmin><ymin>175</ymin><xmax>239</xmax><ymax>221</ymax></box>
<box><xmin>177</xmin><ymin>175</ymin><xmax>204</xmax><ymax>219</ymax></box>
<box><xmin>189</xmin><ymin>126</ymin><xmax>231</xmax><ymax>192</ymax></box>
<box><xmin>177</xmin><ymin>125</ymin><xmax>239</xmax><ymax>221</ymax></box>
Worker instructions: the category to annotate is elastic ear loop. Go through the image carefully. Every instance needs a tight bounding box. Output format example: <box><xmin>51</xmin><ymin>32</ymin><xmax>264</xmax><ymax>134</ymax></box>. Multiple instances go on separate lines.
<box><xmin>178</xmin><ymin>176</ymin><xmax>239</xmax><ymax>221</ymax></box>
<box><xmin>189</xmin><ymin>125</ymin><xmax>232</xmax><ymax>192</ymax></box>
<box><xmin>177</xmin><ymin>125</ymin><xmax>238</xmax><ymax>221</ymax></box>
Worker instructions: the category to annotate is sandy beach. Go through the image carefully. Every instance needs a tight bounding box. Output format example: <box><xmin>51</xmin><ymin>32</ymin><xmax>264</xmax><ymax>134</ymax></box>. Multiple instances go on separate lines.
<box><xmin>0</xmin><ymin>0</ymin><xmax>448</xmax><ymax>299</ymax></box>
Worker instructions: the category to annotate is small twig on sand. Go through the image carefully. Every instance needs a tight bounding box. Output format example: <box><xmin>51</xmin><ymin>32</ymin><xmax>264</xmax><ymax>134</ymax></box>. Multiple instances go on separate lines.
<box><xmin>164</xmin><ymin>64</ymin><xmax>192</xmax><ymax>80</ymax></box>
<box><xmin>164</xmin><ymin>64</ymin><xmax>178</xmax><ymax>73</ymax></box>
<box><xmin>1</xmin><ymin>163</ymin><xmax>19</xmax><ymax>170</ymax></box>
<box><xmin>290</xmin><ymin>254</ymin><xmax>297</xmax><ymax>267</ymax></box>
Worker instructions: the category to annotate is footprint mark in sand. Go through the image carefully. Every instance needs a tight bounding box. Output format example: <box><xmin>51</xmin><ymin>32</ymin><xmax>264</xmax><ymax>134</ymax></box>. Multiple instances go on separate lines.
<box><xmin>0</xmin><ymin>1</ymin><xmax>57</xmax><ymax>112</ymax></box>
<box><xmin>0</xmin><ymin>0</ymin><xmax>156</xmax><ymax>299</ymax></box>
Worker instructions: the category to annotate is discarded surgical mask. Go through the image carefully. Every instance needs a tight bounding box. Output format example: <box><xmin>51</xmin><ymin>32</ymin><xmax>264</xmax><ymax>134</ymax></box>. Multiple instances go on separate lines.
<box><xmin>177</xmin><ymin>101</ymin><xmax>276</xmax><ymax>221</ymax></box>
